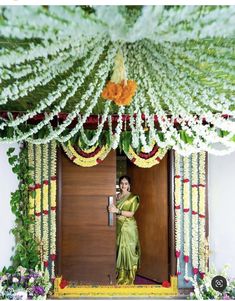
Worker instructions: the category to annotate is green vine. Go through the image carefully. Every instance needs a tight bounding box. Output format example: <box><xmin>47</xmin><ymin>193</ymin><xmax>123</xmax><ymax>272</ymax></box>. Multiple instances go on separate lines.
<box><xmin>6</xmin><ymin>144</ymin><xmax>40</xmax><ymax>272</ymax></box>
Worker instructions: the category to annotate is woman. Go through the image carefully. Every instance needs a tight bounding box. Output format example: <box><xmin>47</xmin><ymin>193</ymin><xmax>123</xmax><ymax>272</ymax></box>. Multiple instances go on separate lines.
<box><xmin>108</xmin><ymin>175</ymin><xmax>141</xmax><ymax>285</ymax></box>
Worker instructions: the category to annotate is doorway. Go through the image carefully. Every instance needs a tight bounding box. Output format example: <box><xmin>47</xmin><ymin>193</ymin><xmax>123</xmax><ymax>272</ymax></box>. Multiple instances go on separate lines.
<box><xmin>117</xmin><ymin>150</ymin><xmax>170</xmax><ymax>284</ymax></box>
<box><xmin>57</xmin><ymin>147</ymin><xmax>175</xmax><ymax>285</ymax></box>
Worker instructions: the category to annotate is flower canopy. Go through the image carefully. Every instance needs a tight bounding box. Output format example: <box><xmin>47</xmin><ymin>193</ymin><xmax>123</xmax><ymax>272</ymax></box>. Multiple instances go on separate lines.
<box><xmin>0</xmin><ymin>6</ymin><xmax>235</xmax><ymax>155</ymax></box>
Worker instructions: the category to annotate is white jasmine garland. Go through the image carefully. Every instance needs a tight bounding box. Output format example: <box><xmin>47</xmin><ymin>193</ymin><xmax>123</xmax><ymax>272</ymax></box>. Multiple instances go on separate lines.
<box><xmin>128</xmin><ymin>108</ymin><xmax>139</xmax><ymax>149</ymax></box>
<box><xmin>183</xmin><ymin>156</ymin><xmax>190</xmax><ymax>282</ymax></box>
<box><xmin>0</xmin><ymin>6</ymin><xmax>234</xmax><ymax>154</ymax></box>
<box><xmin>157</xmin><ymin>42</ymin><xmax>234</xmax><ymax>114</ymax></box>
<box><xmin>111</xmin><ymin>106</ymin><xmax>125</xmax><ymax>149</ymax></box>
<box><xmin>1</xmin><ymin>6</ymin><xmax>235</xmax><ymax>43</ymax></box>
<box><xmin>0</xmin><ymin>37</ymin><xmax>92</xmax><ymax>84</ymax></box>
<box><xmin>0</xmin><ymin>39</ymin><xmax>106</xmax><ymax>131</ymax></box>
<box><xmin>191</xmin><ymin>153</ymin><xmax>199</xmax><ymax>276</ymax></box>
<box><xmin>0</xmin><ymin>55</ymin><xmax>78</xmax><ymax>105</ymax></box>
<box><xmin>174</xmin><ymin>152</ymin><xmax>182</xmax><ymax>276</ymax></box>
<box><xmin>80</xmin><ymin>100</ymin><xmax>111</xmax><ymax>146</ymax></box>
<box><xmin>0</xmin><ymin>38</ymin><xmax>80</xmax><ymax>68</ymax></box>
<box><xmin>198</xmin><ymin>152</ymin><xmax>207</xmax><ymax>276</ymax></box>
<box><xmin>0</xmin><ymin>41</ymin><xmax>109</xmax><ymax>143</ymax></box>
<box><xmin>28</xmin><ymin>44</ymin><xmax>116</xmax><ymax>145</ymax></box>
<box><xmin>57</xmin><ymin>47</ymin><xmax>116</xmax><ymax>143</ymax></box>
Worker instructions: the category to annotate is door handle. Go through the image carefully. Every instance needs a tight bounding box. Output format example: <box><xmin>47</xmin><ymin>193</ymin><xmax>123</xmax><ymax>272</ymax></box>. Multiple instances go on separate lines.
<box><xmin>108</xmin><ymin>196</ymin><xmax>114</xmax><ymax>226</ymax></box>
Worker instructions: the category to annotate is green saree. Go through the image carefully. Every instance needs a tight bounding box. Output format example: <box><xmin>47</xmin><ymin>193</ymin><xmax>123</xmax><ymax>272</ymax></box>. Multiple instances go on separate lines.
<box><xmin>116</xmin><ymin>193</ymin><xmax>140</xmax><ymax>285</ymax></box>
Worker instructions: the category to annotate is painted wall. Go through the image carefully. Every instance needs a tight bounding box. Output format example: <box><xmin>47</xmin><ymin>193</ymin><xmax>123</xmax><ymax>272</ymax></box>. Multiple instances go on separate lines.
<box><xmin>208</xmin><ymin>151</ymin><xmax>235</xmax><ymax>278</ymax></box>
<box><xmin>0</xmin><ymin>143</ymin><xmax>19</xmax><ymax>271</ymax></box>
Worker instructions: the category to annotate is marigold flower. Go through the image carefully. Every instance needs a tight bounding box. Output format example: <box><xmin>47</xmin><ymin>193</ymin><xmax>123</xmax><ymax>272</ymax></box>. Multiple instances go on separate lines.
<box><xmin>102</xmin><ymin>80</ymin><xmax>137</xmax><ymax>106</ymax></box>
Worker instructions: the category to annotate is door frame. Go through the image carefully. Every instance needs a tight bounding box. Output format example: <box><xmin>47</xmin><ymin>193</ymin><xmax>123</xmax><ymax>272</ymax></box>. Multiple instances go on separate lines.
<box><xmin>168</xmin><ymin>150</ymin><xmax>177</xmax><ymax>276</ymax></box>
<box><xmin>56</xmin><ymin>147</ymin><xmax>177</xmax><ymax>280</ymax></box>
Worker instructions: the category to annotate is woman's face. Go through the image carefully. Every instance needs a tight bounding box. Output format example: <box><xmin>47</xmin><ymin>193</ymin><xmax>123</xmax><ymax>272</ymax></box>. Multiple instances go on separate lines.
<box><xmin>119</xmin><ymin>178</ymin><xmax>130</xmax><ymax>193</ymax></box>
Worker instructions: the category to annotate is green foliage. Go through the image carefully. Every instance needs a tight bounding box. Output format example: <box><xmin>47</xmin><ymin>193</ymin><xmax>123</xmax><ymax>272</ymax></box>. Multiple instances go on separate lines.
<box><xmin>6</xmin><ymin>145</ymin><xmax>40</xmax><ymax>271</ymax></box>
<box><xmin>119</xmin><ymin>131</ymin><xmax>132</xmax><ymax>153</ymax></box>
<box><xmin>179</xmin><ymin>130</ymin><xmax>194</xmax><ymax>144</ymax></box>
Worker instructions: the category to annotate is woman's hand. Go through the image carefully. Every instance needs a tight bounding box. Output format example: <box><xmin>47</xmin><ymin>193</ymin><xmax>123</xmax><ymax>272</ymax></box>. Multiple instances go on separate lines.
<box><xmin>108</xmin><ymin>204</ymin><xmax>119</xmax><ymax>214</ymax></box>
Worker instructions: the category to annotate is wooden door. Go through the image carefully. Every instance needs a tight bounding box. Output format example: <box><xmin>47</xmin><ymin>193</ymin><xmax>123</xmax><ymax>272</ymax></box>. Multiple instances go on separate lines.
<box><xmin>127</xmin><ymin>153</ymin><xmax>169</xmax><ymax>282</ymax></box>
<box><xmin>58</xmin><ymin>149</ymin><xmax>116</xmax><ymax>285</ymax></box>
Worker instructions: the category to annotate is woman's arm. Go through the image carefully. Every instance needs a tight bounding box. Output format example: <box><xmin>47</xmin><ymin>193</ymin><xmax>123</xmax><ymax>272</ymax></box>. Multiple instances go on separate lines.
<box><xmin>119</xmin><ymin>210</ymin><xmax>134</xmax><ymax>217</ymax></box>
<box><xmin>108</xmin><ymin>204</ymin><xmax>134</xmax><ymax>217</ymax></box>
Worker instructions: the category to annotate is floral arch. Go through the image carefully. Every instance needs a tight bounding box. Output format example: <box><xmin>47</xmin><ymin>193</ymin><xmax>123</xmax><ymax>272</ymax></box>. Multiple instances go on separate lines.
<box><xmin>0</xmin><ymin>6</ymin><xmax>234</xmax><ymax>157</ymax></box>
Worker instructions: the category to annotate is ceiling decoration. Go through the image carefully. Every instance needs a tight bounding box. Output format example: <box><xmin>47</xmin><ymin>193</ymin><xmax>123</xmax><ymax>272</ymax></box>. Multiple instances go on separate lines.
<box><xmin>0</xmin><ymin>6</ymin><xmax>234</xmax><ymax>155</ymax></box>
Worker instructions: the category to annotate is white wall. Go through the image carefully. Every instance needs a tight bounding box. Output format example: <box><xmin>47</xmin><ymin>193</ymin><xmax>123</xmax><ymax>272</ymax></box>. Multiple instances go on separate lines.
<box><xmin>208</xmin><ymin>151</ymin><xmax>235</xmax><ymax>278</ymax></box>
<box><xmin>0</xmin><ymin>143</ymin><xmax>19</xmax><ymax>271</ymax></box>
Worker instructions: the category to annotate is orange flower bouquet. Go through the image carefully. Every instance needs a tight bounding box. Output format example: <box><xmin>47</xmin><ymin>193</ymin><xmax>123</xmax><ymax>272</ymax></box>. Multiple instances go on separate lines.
<box><xmin>101</xmin><ymin>51</ymin><xmax>137</xmax><ymax>106</ymax></box>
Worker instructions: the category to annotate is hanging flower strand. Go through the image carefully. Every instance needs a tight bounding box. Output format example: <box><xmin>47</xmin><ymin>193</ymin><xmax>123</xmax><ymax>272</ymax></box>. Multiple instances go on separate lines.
<box><xmin>101</xmin><ymin>50</ymin><xmax>137</xmax><ymax>106</ymax></box>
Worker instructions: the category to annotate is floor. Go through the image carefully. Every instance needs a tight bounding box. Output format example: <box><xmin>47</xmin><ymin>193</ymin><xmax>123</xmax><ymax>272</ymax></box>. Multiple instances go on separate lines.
<box><xmin>134</xmin><ymin>275</ymin><xmax>158</xmax><ymax>285</ymax></box>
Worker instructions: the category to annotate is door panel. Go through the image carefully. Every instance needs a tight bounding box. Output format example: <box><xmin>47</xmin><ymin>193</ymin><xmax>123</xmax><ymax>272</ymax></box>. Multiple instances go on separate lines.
<box><xmin>60</xmin><ymin>149</ymin><xmax>116</xmax><ymax>284</ymax></box>
<box><xmin>127</xmin><ymin>153</ymin><xmax>169</xmax><ymax>282</ymax></box>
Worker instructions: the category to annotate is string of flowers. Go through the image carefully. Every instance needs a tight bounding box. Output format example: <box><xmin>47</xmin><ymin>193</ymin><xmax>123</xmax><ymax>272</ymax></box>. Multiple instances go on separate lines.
<box><xmin>34</xmin><ymin>45</ymin><xmax>116</xmax><ymax>144</ymax></box>
<box><xmin>0</xmin><ymin>38</ymin><xmax>101</xmax><ymax>131</ymax></box>
<box><xmin>128</xmin><ymin>108</ymin><xmax>140</xmax><ymax>149</ymax></box>
<box><xmin>173</xmin><ymin>152</ymin><xmax>208</xmax><ymax>282</ymax></box>
<box><xmin>124</xmin><ymin>144</ymin><xmax>167</xmax><ymax>168</ymax></box>
<box><xmin>26</xmin><ymin>141</ymin><xmax>57</xmax><ymax>279</ymax></box>
<box><xmin>198</xmin><ymin>151</ymin><xmax>207</xmax><ymax>278</ymax></box>
<box><xmin>50</xmin><ymin>140</ymin><xmax>57</xmax><ymax>280</ymax></box>
<box><xmin>0</xmin><ymin>40</ymin><xmax>109</xmax><ymax>143</ymax></box>
<box><xmin>42</xmin><ymin>144</ymin><xmax>49</xmax><ymax>272</ymax></box>
<box><xmin>110</xmin><ymin>105</ymin><xmax>125</xmax><ymax>149</ymax></box>
<box><xmin>35</xmin><ymin>144</ymin><xmax>42</xmax><ymax>256</ymax></box>
<box><xmin>146</xmin><ymin>40</ymin><xmax>233</xmax><ymax>115</ymax></box>
<box><xmin>183</xmin><ymin>156</ymin><xmax>190</xmax><ymax>282</ymax></box>
<box><xmin>101</xmin><ymin>49</ymin><xmax>137</xmax><ymax>106</ymax></box>
<box><xmin>80</xmin><ymin>100</ymin><xmax>111</xmax><ymax>146</ymax></box>
<box><xmin>2</xmin><ymin>6</ymin><xmax>234</xmax><ymax>44</ymax></box>
<box><xmin>191</xmin><ymin>153</ymin><xmax>199</xmax><ymax>276</ymax></box>
<box><xmin>174</xmin><ymin>152</ymin><xmax>182</xmax><ymax>276</ymax></box>
<box><xmin>0</xmin><ymin>54</ymin><xmax>78</xmax><ymax>106</ymax></box>
<box><xmin>0</xmin><ymin>6</ymin><xmax>234</xmax><ymax>155</ymax></box>
<box><xmin>61</xmin><ymin>141</ymin><xmax>111</xmax><ymax>167</ymax></box>
<box><xmin>28</xmin><ymin>142</ymin><xmax>35</xmax><ymax>234</ymax></box>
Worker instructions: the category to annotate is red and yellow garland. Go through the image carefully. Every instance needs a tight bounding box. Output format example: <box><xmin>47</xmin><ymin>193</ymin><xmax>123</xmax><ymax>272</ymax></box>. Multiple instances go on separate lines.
<box><xmin>27</xmin><ymin>141</ymin><xmax>57</xmax><ymax>279</ymax></box>
<box><xmin>174</xmin><ymin>151</ymin><xmax>207</xmax><ymax>282</ymax></box>
<box><xmin>124</xmin><ymin>144</ymin><xmax>167</xmax><ymax>168</ymax></box>
<box><xmin>62</xmin><ymin>141</ymin><xmax>111</xmax><ymax>167</ymax></box>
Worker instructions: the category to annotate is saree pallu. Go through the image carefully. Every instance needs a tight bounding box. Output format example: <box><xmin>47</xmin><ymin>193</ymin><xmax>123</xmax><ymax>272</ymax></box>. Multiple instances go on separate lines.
<box><xmin>116</xmin><ymin>193</ymin><xmax>140</xmax><ymax>285</ymax></box>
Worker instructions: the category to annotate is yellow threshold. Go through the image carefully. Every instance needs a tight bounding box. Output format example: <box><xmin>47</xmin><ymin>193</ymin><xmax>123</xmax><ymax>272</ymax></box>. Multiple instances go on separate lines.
<box><xmin>54</xmin><ymin>275</ymin><xmax>178</xmax><ymax>298</ymax></box>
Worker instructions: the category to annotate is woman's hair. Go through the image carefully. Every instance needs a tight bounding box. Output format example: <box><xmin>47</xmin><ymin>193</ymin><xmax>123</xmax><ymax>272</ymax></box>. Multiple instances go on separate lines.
<box><xmin>119</xmin><ymin>175</ymin><xmax>131</xmax><ymax>186</ymax></box>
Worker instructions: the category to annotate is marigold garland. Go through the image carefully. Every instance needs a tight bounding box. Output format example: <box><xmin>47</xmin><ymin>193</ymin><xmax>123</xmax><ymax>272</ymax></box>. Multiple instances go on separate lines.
<box><xmin>35</xmin><ymin>144</ymin><xmax>42</xmax><ymax>252</ymax></box>
<box><xmin>42</xmin><ymin>144</ymin><xmax>49</xmax><ymax>272</ymax></box>
<box><xmin>28</xmin><ymin>142</ymin><xmax>35</xmax><ymax>233</ymax></box>
<box><xmin>124</xmin><ymin>144</ymin><xmax>167</xmax><ymax>168</ymax></box>
<box><xmin>50</xmin><ymin>140</ymin><xmax>57</xmax><ymax>279</ymax></box>
<box><xmin>62</xmin><ymin>141</ymin><xmax>111</xmax><ymax>167</ymax></box>
<box><xmin>27</xmin><ymin>141</ymin><xmax>57</xmax><ymax>279</ymax></box>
